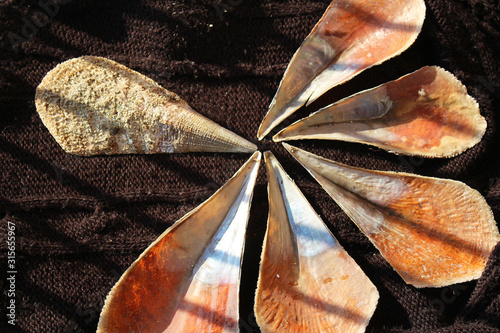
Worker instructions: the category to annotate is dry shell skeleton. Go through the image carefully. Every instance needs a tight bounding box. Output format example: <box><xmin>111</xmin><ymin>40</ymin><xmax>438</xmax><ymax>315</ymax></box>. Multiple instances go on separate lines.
<box><xmin>258</xmin><ymin>0</ymin><xmax>426</xmax><ymax>139</ymax></box>
<box><xmin>274</xmin><ymin>66</ymin><xmax>486</xmax><ymax>158</ymax></box>
<box><xmin>255</xmin><ymin>152</ymin><xmax>378</xmax><ymax>333</ymax></box>
<box><xmin>96</xmin><ymin>151</ymin><xmax>261</xmax><ymax>332</ymax></box>
<box><xmin>32</xmin><ymin>0</ymin><xmax>497</xmax><ymax>330</ymax></box>
<box><xmin>284</xmin><ymin>143</ymin><xmax>500</xmax><ymax>288</ymax></box>
<box><xmin>35</xmin><ymin>56</ymin><xmax>257</xmax><ymax>155</ymax></box>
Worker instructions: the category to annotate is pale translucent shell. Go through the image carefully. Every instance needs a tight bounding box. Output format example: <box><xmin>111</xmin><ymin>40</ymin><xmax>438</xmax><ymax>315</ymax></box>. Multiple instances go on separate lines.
<box><xmin>285</xmin><ymin>143</ymin><xmax>500</xmax><ymax>288</ymax></box>
<box><xmin>35</xmin><ymin>56</ymin><xmax>257</xmax><ymax>155</ymax></box>
<box><xmin>96</xmin><ymin>152</ymin><xmax>261</xmax><ymax>332</ymax></box>
<box><xmin>255</xmin><ymin>152</ymin><xmax>378</xmax><ymax>333</ymax></box>
<box><xmin>258</xmin><ymin>0</ymin><xmax>426</xmax><ymax>139</ymax></box>
<box><xmin>275</xmin><ymin>66</ymin><xmax>486</xmax><ymax>158</ymax></box>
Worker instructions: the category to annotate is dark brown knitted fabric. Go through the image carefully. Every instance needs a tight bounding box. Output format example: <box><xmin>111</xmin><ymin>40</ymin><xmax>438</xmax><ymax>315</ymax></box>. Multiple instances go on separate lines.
<box><xmin>1</xmin><ymin>0</ymin><xmax>500</xmax><ymax>332</ymax></box>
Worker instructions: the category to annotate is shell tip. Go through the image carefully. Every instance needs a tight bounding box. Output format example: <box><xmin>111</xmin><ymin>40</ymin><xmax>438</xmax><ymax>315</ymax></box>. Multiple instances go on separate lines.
<box><xmin>281</xmin><ymin>142</ymin><xmax>295</xmax><ymax>153</ymax></box>
<box><xmin>257</xmin><ymin>126</ymin><xmax>268</xmax><ymax>141</ymax></box>
<box><xmin>242</xmin><ymin>141</ymin><xmax>259</xmax><ymax>153</ymax></box>
<box><xmin>272</xmin><ymin>131</ymin><xmax>285</xmax><ymax>142</ymax></box>
<box><xmin>257</xmin><ymin>113</ymin><xmax>277</xmax><ymax>141</ymax></box>
<box><xmin>251</xmin><ymin>150</ymin><xmax>263</xmax><ymax>162</ymax></box>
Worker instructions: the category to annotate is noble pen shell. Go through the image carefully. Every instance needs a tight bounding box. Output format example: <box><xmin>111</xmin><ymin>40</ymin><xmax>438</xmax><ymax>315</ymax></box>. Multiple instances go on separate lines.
<box><xmin>274</xmin><ymin>66</ymin><xmax>486</xmax><ymax>158</ymax></box>
<box><xmin>255</xmin><ymin>151</ymin><xmax>378</xmax><ymax>333</ymax></box>
<box><xmin>96</xmin><ymin>151</ymin><xmax>261</xmax><ymax>333</ymax></box>
<box><xmin>284</xmin><ymin>143</ymin><xmax>500</xmax><ymax>288</ymax></box>
<box><xmin>258</xmin><ymin>0</ymin><xmax>426</xmax><ymax>140</ymax></box>
<box><xmin>35</xmin><ymin>56</ymin><xmax>257</xmax><ymax>156</ymax></box>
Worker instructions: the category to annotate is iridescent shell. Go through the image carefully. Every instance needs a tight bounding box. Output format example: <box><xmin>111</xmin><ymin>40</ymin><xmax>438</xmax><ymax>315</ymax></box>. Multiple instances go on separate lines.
<box><xmin>275</xmin><ymin>66</ymin><xmax>485</xmax><ymax>157</ymax></box>
<box><xmin>258</xmin><ymin>0</ymin><xmax>426</xmax><ymax>139</ymax></box>
<box><xmin>255</xmin><ymin>152</ymin><xmax>378</xmax><ymax>332</ymax></box>
<box><xmin>285</xmin><ymin>143</ymin><xmax>500</xmax><ymax>288</ymax></box>
<box><xmin>97</xmin><ymin>152</ymin><xmax>261</xmax><ymax>332</ymax></box>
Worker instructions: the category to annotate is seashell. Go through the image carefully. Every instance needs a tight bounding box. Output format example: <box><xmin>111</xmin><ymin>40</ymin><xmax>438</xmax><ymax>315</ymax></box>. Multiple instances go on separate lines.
<box><xmin>255</xmin><ymin>151</ymin><xmax>378</xmax><ymax>332</ymax></box>
<box><xmin>284</xmin><ymin>143</ymin><xmax>500</xmax><ymax>288</ymax></box>
<box><xmin>96</xmin><ymin>151</ymin><xmax>261</xmax><ymax>332</ymax></box>
<box><xmin>35</xmin><ymin>56</ymin><xmax>257</xmax><ymax>155</ymax></box>
<box><xmin>274</xmin><ymin>66</ymin><xmax>486</xmax><ymax>158</ymax></box>
<box><xmin>257</xmin><ymin>0</ymin><xmax>426</xmax><ymax>140</ymax></box>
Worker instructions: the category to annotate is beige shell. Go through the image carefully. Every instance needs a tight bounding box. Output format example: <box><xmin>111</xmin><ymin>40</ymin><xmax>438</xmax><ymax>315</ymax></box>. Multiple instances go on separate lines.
<box><xmin>284</xmin><ymin>143</ymin><xmax>500</xmax><ymax>288</ymax></box>
<box><xmin>255</xmin><ymin>151</ymin><xmax>378</xmax><ymax>333</ymax></box>
<box><xmin>35</xmin><ymin>56</ymin><xmax>257</xmax><ymax>155</ymax></box>
<box><xmin>97</xmin><ymin>151</ymin><xmax>261</xmax><ymax>332</ymax></box>
<box><xmin>258</xmin><ymin>0</ymin><xmax>426</xmax><ymax>139</ymax></box>
<box><xmin>274</xmin><ymin>66</ymin><xmax>486</xmax><ymax>158</ymax></box>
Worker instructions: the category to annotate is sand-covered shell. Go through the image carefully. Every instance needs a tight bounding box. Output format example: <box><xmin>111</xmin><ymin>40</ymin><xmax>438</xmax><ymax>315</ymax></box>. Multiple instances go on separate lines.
<box><xmin>285</xmin><ymin>143</ymin><xmax>500</xmax><ymax>288</ymax></box>
<box><xmin>35</xmin><ymin>56</ymin><xmax>257</xmax><ymax>155</ymax></box>
<box><xmin>97</xmin><ymin>152</ymin><xmax>261</xmax><ymax>332</ymax></box>
<box><xmin>258</xmin><ymin>0</ymin><xmax>426</xmax><ymax>139</ymax></box>
<box><xmin>255</xmin><ymin>151</ymin><xmax>378</xmax><ymax>332</ymax></box>
<box><xmin>274</xmin><ymin>66</ymin><xmax>486</xmax><ymax>157</ymax></box>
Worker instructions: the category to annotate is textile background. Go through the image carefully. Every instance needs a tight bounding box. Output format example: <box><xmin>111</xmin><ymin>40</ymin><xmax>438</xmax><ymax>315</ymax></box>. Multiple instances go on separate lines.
<box><xmin>1</xmin><ymin>0</ymin><xmax>500</xmax><ymax>332</ymax></box>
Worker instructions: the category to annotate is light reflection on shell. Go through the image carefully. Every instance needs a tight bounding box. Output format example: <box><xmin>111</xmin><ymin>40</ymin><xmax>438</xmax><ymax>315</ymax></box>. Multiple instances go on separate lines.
<box><xmin>258</xmin><ymin>0</ymin><xmax>427</xmax><ymax>139</ymax></box>
<box><xmin>96</xmin><ymin>152</ymin><xmax>261</xmax><ymax>332</ymax></box>
<box><xmin>285</xmin><ymin>143</ymin><xmax>500</xmax><ymax>288</ymax></box>
<box><xmin>29</xmin><ymin>0</ymin><xmax>497</xmax><ymax>330</ymax></box>
<box><xmin>275</xmin><ymin>66</ymin><xmax>486</xmax><ymax>158</ymax></box>
<box><xmin>255</xmin><ymin>152</ymin><xmax>378</xmax><ymax>333</ymax></box>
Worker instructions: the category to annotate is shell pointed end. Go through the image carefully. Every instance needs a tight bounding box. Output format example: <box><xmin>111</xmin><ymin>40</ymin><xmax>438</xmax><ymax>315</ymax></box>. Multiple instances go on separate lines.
<box><xmin>263</xmin><ymin>150</ymin><xmax>273</xmax><ymax>161</ymax></box>
<box><xmin>257</xmin><ymin>119</ymin><xmax>272</xmax><ymax>141</ymax></box>
<box><xmin>263</xmin><ymin>151</ymin><xmax>281</xmax><ymax>172</ymax></box>
<box><xmin>272</xmin><ymin>130</ymin><xmax>286</xmax><ymax>142</ymax></box>
<box><xmin>237</xmin><ymin>140</ymin><xmax>258</xmax><ymax>153</ymax></box>
<box><xmin>250</xmin><ymin>150</ymin><xmax>262</xmax><ymax>164</ymax></box>
<box><xmin>272</xmin><ymin>124</ymin><xmax>300</xmax><ymax>142</ymax></box>
<box><xmin>282</xmin><ymin>142</ymin><xmax>296</xmax><ymax>154</ymax></box>
<box><xmin>258</xmin><ymin>101</ymin><xmax>294</xmax><ymax>140</ymax></box>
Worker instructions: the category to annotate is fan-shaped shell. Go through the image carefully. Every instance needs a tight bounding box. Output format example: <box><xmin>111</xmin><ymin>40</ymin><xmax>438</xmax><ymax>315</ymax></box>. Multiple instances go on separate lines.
<box><xmin>255</xmin><ymin>152</ymin><xmax>378</xmax><ymax>332</ymax></box>
<box><xmin>275</xmin><ymin>66</ymin><xmax>485</xmax><ymax>157</ymax></box>
<box><xmin>258</xmin><ymin>0</ymin><xmax>426</xmax><ymax>139</ymax></box>
<box><xmin>35</xmin><ymin>56</ymin><xmax>257</xmax><ymax>155</ymax></box>
<box><xmin>285</xmin><ymin>143</ymin><xmax>500</xmax><ymax>288</ymax></box>
<box><xmin>97</xmin><ymin>152</ymin><xmax>261</xmax><ymax>332</ymax></box>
